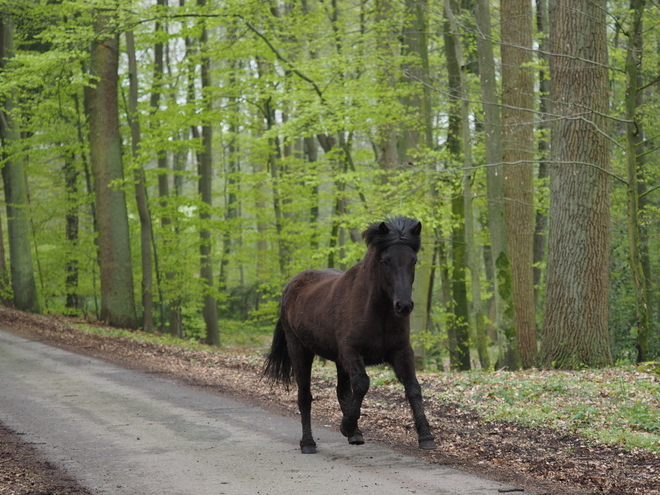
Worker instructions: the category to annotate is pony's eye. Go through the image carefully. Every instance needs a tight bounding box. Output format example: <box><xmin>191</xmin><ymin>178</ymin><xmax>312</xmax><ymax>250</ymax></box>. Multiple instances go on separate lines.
<box><xmin>381</xmin><ymin>258</ymin><xmax>390</xmax><ymax>266</ymax></box>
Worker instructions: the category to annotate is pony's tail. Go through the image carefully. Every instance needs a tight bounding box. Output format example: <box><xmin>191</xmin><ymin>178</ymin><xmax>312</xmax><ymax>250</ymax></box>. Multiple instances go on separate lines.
<box><xmin>263</xmin><ymin>318</ymin><xmax>293</xmax><ymax>389</ymax></box>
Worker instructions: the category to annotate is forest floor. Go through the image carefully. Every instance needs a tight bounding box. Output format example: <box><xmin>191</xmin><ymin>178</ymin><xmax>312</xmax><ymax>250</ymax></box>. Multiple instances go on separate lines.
<box><xmin>0</xmin><ymin>307</ymin><xmax>659</xmax><ymax>495</ymax></box>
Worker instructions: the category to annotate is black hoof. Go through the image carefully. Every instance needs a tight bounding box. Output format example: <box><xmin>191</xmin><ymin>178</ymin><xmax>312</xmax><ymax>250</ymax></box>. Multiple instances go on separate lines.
<box><xmin>300</xmin><ymin>439</ymin><xmax>317</xmax><ymax>454</ymax></box>
<box><xmin>419</xmin><ymin>438</ymin><xmax>437</xmax><ymax>450</ymax></box>
<box><xmin>348</xmin><ymin>433</ymin><xmax>365</xmax><ymax>445</ymax></box>
<box><xmin>301</xmin><ymin>444</ymin><xmax>317</xmax><ymax>454</ymax></box>
<box><xmin>341</xmin><ymin>423</ymin><xmax>364</xmax><ymax>445</ymax></box>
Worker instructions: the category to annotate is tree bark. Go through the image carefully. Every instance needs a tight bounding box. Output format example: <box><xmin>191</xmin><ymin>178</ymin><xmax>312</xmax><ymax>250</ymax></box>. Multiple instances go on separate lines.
<box><xmin>501</xmin><ymin>0</ymin><xmax>536</xmax><ymax>367</ymax></box>
<box><xmin>623</xmin><ymin>0</ymin><xmax>650</xmax><ymax>363</ymax></box>
<box><xmin>150</xmin><ymin>0</ymin><xmax>175</xmax><ymax>334</ymax></box>
<box><xmin>401</xmin><ymin>0</ymin><xmax>433</xmax><ymax>368</ymax></box>
<box><xmin>196</xmin><ymin>0</ymin><xmax>220</xmax><ymax>346</ymax></box>
<box><xmin>126</xmin><ymin>30</ymin><xmax>155</xmax><ymax>333</ymax></box>
<box><xmin>63</xmin><ymin>152</ymin><xmax>80</xmax><ymax>312</ymax></box>
<box><xmin>533</xmin><ymin>0</ymin><xmax>550</xmax><ymax>309</ymax></box>
<box><xmin>474</xmin><ymin>0</ymin><xmax>517</xmax><ymax>369</ymax></box>
<box><xmin>197</xmin><ymin>0</ymin><xmax>220</xmax><ymax>346</ymax></box>
<box><xmin>539</xmin><ymin>0</ymin><xmax>613</xmax><ymax>368</ymax></box>
<box><xmin>443</xmin><ymin>0</ymin><xmax>470</xmax><ymax>371</ymax></box>
<box><xmin>0</xmin><ymin>213</ymin><xmax>11</xmax><ymax>307</ymax></box>
<box><xmin>445</xmin><ymin>0</ymin><xmax>489</xmax><ymax>369</ymax></box>
<box><xmin>85</xmin><ymin>10</ymin><xmax>138</xmax><ymax>329</ymax></box>
<box><xmin>375</xmin><ymin>0</ymin><xmax>399</xmax><ymax>172</ymax></box>
<box><xmin>0</xmin><ymin>14</ymin><xmax>39</xmax><ymax>313</ymax></box>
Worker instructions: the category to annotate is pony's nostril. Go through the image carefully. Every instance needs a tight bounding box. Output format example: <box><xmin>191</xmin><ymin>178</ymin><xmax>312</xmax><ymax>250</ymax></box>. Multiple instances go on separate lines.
<box><xmin>395</xmin><ymin>301</ymin><xmax>413</xmax><ymax>315</ymax></box>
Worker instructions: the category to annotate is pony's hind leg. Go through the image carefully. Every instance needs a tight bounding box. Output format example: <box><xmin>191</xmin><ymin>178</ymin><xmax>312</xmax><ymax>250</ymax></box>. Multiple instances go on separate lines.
<box><xmin>336</xmin><ymin>362</ymin><xmax>364</xmax><ymax>445</ymax></box>
<box><xmin>290</xmin><ymin>340</ymin><xmax>317</xmax><ymax>453</ymax></box>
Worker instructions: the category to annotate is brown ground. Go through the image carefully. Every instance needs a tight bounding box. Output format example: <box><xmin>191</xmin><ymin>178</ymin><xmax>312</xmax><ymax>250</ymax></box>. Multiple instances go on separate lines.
<box><xmin>0</xmin><ymin>307</ymin><xmax>658</xmax><ymax>495</ymax></box>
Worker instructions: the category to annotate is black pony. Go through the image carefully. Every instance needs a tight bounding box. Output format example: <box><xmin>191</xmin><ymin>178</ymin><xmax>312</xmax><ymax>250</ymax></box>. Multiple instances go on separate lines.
<box><xmin>264</xmin><ymin>217</ymin><xmax>436</xmax><ymax>454</ymax></box>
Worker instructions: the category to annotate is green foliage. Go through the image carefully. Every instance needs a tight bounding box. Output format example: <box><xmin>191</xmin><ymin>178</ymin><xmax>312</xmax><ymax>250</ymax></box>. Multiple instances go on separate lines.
<box><xmin>0</xmin><ymin>0</ymin><xmax>658</xmax><ymax>364</ymax></box>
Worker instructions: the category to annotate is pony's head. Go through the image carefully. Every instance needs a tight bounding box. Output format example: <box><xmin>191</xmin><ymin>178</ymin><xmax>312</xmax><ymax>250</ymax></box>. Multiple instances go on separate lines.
<box><xmin>363</xmin><ymin>217</ymin><xmax>422</xmax><ymax>317</ymax></box>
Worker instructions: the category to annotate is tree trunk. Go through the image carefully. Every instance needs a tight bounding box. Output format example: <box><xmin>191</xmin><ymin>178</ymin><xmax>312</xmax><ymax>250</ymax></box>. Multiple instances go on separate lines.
<box><xmin>474</xmin><ymin>0</ymin><xmax>517</xmax><ymax>369</ymax></box>
<box><xmin>196</xmin><ymin>0</ymin><xmax>220</xmax><ymax>346</ymax></box>
<box><xmin>150</xmin><ymin>0</ymin><xmax>174</xmax><ymax>334</ymax></box>
<box><xmin>85</xmin><ymin>10</ymin><xmax>138</xmax><ymax>329</ymax></box>
<box><xmin>501</xmin><ymin>0</ymin><xmax>536</xmax><ymax>367</ymax></box>
<box><xmin>126</xmin><ymin>30</ymin><xmax>155</xmax><ymax>333</ymax></box>
<box><xmin>451</xmin><ymin>190</ymin><xmax>471</xmax><ymax>371</ymax></box>
<box><xmin>623</xmin><ymin>0</ymin><xmax>650</xmax><ymax>363</ymax></box>
<box><xmin>0</xmin><ymin>212</ymin><xmax>11</xmax><ymax>307</ymax></box>
<box><xmin>533</xmin><ymin>0</ymin><xmax>550</xmax><ymax>309</ymax></box>
<box><xmin>375</xmin><ymin>0</ymin><xmax>399</xmax><ymax>173</ymax></box>
<box><xmin>305</xmin><ymin>136</ymin><xmax>320</xmax><ymax>251</ymax></box>
<box><xmin>411</xmin><ymin>251</ymin><xmax>431</xmax><ymax>370</ymax></box>
<box><xmin>445</xmin><ymin>0</ymin><xmax>489</xmax><ymax>369</ymax></box>
<box><xmin>539</xmin><ymin>0</ymin><xmax>613</xmax><ymax>368</ymax></box>
<box><xmin>63</xmin><ymin>153</ymin><xmax>80</xmax><ymax>312</ymax></box>
<box><xmin>0</xmin><ymin>14</ymin><xmax>39</xmax><ymax>313</ymax></box>
<box><xmin>443</xmin><ymin>0</ymin><xmax>470</xmax><ymax>371</ymax></box>
<box><xmin>401</xmin><ymin>0</ymin><xmax>433</xmax><ymax>368</ymax></box>
<box><xmin>74</xmin><ymin>91</ymin><xmax>100</xmax><ymax>316</ymax></box>
<box><xmin>399</xmin><ymin>0</ymin><xmax>424</xmax><ymax>163</ymax></box>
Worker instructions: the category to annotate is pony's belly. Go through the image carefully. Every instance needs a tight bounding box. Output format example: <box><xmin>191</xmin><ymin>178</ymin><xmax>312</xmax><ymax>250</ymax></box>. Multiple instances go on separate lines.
<box><xmin>363</xmin><ymin>356</ymin><xmax>386</xmax><ymax>366</ymax></box>
<box><xmin>357</xmin><ymin>344</ymin><xmax>387</xmax><ymax>366</ymax></box>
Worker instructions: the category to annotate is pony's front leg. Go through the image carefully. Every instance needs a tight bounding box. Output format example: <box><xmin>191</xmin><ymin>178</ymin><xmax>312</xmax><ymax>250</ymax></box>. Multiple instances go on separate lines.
<box><xmin>338</xmin><ymin>352</ymin><xmax>368</xmax><ymax>445</ymax></box>
<box><xmin>390</xmin><ymin>347</ymin><xmax>437</xmax><ymax>450</ymax></box>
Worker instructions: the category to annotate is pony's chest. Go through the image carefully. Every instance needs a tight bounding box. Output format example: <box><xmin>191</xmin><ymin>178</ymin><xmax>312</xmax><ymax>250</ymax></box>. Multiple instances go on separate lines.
<box><xmin>355</xmin><ymin>332</ymin><xmax>401</xmax><ymax>365</ymax></box>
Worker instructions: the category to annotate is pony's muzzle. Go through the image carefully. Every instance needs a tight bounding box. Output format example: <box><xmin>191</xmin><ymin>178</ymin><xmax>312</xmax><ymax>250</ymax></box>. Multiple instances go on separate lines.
<box><xmin>394</xmin><ymin>300</ymin><xmax>414</xmax><ymax>317</ymax></box>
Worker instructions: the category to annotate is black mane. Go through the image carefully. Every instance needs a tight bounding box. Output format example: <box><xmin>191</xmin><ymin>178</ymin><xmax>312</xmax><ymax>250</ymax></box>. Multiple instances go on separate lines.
<box><xmin>362</xmin><ymin>216</ymin><xmax>421</xmax><ymax>253</ymax></box>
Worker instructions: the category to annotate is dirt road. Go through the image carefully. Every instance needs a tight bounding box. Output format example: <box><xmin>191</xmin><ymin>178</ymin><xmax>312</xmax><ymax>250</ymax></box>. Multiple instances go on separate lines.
<box><xmin>0</xmin><ymin>329</ymin><xmax>532</xmax><ymax>494</ymax></box>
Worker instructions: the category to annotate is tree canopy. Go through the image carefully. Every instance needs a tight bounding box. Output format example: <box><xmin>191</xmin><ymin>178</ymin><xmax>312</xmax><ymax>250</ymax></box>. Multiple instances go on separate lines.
<box><xmin>0</xmin><ymin>0</ymin><xmax>658</xmax><ymax>369</ymax></box>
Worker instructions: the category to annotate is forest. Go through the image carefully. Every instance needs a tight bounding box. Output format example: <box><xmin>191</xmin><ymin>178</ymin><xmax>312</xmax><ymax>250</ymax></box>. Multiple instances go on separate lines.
<box><xmin>0</xmin><ymin>0</ymin><xmax>658</xmax><ymax>371</ymax></box>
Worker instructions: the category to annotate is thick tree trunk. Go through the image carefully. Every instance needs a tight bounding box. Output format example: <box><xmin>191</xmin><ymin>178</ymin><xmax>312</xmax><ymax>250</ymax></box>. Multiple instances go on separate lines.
<box><xmin>540</xmin><ymin>0</ymin><xmax>613</xmax><ymax>368</ymax></box>
<box><xmin>0</xmin><ymin>15</ymin><xmax>39</xmax><ymax>313</ymax></box>
<box><xmin>501</xmin><ymin>0</ymin><xmax>536</xmax><ymax>367</ymax></box>
<box><xmin>85</xmin><ymin>12</ymin><xmax>138</xmax><ymax>329</ymax></box>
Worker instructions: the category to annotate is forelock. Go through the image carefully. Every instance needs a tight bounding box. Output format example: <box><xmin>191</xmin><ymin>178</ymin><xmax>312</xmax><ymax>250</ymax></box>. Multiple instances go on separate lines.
<box><xmin>362</xmin><ymin>216</ymin><xmax>421</xmax><ymax>253</ymax></box>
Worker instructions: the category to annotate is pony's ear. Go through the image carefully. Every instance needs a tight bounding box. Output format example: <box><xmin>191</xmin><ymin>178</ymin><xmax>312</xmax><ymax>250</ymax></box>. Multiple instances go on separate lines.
<box><xmin>378</xmin><ymin>222</ymin><xmax>390</xmax><ymax>235</ymax></box>
<box><xmin>410</xmin><ymin>221</ymin><xmax>422</xmax><ymax>237</ymax></box>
